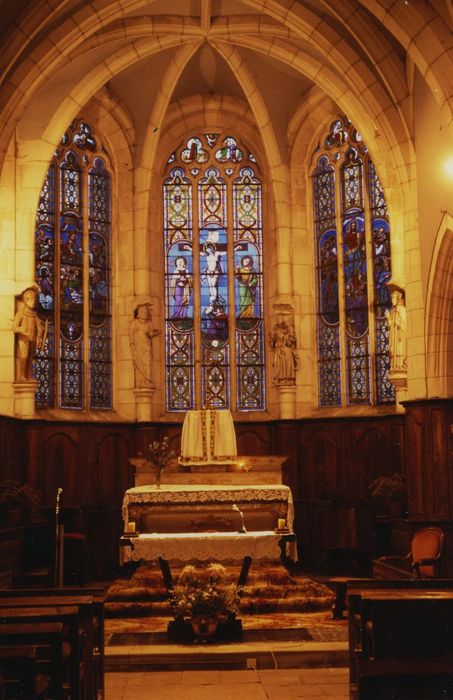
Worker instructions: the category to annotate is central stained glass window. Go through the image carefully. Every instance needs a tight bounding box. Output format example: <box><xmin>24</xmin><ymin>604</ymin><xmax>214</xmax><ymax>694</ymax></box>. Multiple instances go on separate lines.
<box><xmin>163</xmin><ymin>134</ymin><xmax>265</xmax><ymax>412</ymax></box>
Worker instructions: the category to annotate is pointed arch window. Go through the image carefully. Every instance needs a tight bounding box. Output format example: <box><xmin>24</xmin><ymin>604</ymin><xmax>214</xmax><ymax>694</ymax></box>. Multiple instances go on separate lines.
<box><xmin>163</xmin><ymin>134</ymin><xmax>266</xmax><ymax>412</ymax></box>
<box><xmin>312</xmin><ymin>117</ymin><xmax>394</xmax><ymax>406</ymax></box>
<box><xmin>34</xmin><ymin>120</ymin><xmax>112</xmax><ymax>409</ymax></box>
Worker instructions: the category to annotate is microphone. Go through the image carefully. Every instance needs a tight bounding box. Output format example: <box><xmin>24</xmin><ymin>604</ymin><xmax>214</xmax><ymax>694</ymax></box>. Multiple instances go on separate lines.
<box><xmin>56</xmin><ymin>487</ymin><xmax>63</xmax><ymax>515</ymax></box>
<box><xmin>232</xmin><ymin>503</ymin><xmax>247</xmax><ymax>534</ymax></box>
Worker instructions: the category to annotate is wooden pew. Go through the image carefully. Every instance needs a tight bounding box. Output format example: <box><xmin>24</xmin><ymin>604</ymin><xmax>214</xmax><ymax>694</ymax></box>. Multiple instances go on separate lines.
<box><xmin>0</xmin><ymin>589</ymin><xmax>105</xmax><ymax>700</ymax></box>
<box><xmin>0</xmin><ymin>605</ymin><xmax>83</xmax><ymax>698</ymax></box>
<box><xmin>0</xmin><ymin>622</ymin><xmax>65</xmax><ymax>699</ymax></box>
<box><xmin>347</xmin><ymin>580</ymin><xmax>453</xmax><ymax>700</ymax></box>
<box><xmin>0</xmin><ymin>646</ymin><xmax>49</xmax><ymax>698</ymax></box>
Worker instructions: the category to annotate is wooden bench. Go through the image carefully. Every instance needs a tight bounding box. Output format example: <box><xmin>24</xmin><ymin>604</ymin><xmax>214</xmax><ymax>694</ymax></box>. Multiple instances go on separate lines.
<box><xmin>0</xmin><ymin>605</ymin><xmax>85</xmax><ymax>697</ymax></box>
<box><xmin>0</xmin><ymin>588</ymin><xmax>105</xmax><ymax>700</ymax></box>
<box><xmin>0</xmin><ymin>622</ymin><xmax>65</xmax><ymax>699</ymax></box>
<box><xmin>348</xmin><ymin>582</ymin><xmax>453</xmax><ymax>700</ymax></box>
<box><xmin>0</xmin><ymin>646</ymin><xmax>50</xmax><ymax>698</ymax></box>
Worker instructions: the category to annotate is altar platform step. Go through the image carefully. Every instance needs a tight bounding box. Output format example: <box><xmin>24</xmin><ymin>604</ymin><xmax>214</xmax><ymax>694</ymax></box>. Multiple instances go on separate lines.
<box><xmin>105</xmin><ymin>637</ymin><xmax>348</xmax><ymax>672</ymax></box>
<box><xmin>105</xmin><ymin>616</ymin><xmax>349</xmax><ymax>672</ymax></box>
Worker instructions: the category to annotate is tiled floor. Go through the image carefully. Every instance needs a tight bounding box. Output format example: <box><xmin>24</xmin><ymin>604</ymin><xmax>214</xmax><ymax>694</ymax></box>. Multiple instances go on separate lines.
<box><xmin>105</xmin><ymin>667</ymin><xmax>350</xmax><ymax>699</ymax></box>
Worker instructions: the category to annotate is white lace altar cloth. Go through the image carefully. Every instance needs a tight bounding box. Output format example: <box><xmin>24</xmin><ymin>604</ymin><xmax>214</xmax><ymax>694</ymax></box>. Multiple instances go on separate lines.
<box><xmin>179</xmin><ymin>409</ymin><xmax>237</xmax><ymax>465</ymax></box>
<box><xmin>120</xmin><ymin>530</ymin><xmax>286</xmax><ymax>564</ymax></box>
<box><xmin>122</xmin><ymin>483</ymin><xmax>294</xmax><ymax>532</ymax></box>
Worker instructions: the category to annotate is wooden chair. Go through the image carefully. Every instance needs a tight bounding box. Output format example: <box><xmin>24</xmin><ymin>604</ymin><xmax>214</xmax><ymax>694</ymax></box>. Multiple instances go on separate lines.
<box><xmin>372</xmin><ymin>526</ymin><xmax>445</xmax><ymax>579</ymax></box>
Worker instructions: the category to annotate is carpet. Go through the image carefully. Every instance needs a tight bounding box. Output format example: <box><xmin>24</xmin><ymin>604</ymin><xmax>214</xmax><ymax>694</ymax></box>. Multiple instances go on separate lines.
<box><xmin>105</xmin><ymin>561</ymin><xmax>334</xmax><ymax>617</ymax></box>
<box><xmin>108</xmin><ymin>627</ymin><xmax>314</xmax><ymax>646</ymax></box>
<box><xmin>104</xmin><ymin>612</ymin><xmax>349</xmax><ymax>644</ymax></box>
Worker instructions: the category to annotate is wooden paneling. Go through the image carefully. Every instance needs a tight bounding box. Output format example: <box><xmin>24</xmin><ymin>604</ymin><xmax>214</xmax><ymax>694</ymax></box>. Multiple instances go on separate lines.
<box><xmin>0</xmin><ymin>417</ymin><xmax>26</xmax><ymax>483</ymax></box>
<box><xmin>235</xmin><ymin>424</ymin><xmax>272</xmax><ymax>456</ymax></box>
<box><xmin>404</xmin><ymin>400</ymin><xmax>453</xmax><ymax>520</ymax></box>
<box><xmin>297</xmin><ymin>416</ymin><xmax>404</xmax><ymax>572</ymax></box>
<box><xmin>0</xmin><ymin>411</ymin><xmax>410</xmax><ymax>579</ymax></box>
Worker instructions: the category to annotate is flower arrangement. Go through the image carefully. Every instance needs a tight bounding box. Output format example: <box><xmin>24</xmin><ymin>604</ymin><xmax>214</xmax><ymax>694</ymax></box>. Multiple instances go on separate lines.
<box><xmin>369</xmin><ymin>472</ymin><xmax>407</xmax><ymax>501</ymax></box>
<box><xmin>0</xmin><ymin>480</ymin><xmax>41</xmax><ymax>524</ymax></box>
<box><xmin>170</xmin><ymin>563</ymin><xmax>242</xmax><ymax>620</ymax></box>
<box><xmin>140</xmin><ymin>436</ymin><xmax>176</xmax><ymax>488</ymax></box>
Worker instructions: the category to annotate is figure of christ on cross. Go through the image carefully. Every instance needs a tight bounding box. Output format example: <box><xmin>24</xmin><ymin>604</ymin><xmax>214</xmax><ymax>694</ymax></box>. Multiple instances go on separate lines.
<box><xmin>201</xmin><ymin>240</ymin><xmax>228</xmax><ymax>317</ymax></box>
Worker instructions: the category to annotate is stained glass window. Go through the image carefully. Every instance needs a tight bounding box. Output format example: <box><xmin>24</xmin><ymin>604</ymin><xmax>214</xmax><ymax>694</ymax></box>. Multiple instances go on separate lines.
<box><xmin>312</xmin><ymin>116</ymin><xmax>394</xmax><ymax>406</ymax></box>
<box><xmin>34</xmin><ymin>120</ymin><xmax>112</xmax><ymax>409</ymax></box>
<box><xmin>164</xmin><ymin>134</ymin><xmax>265</xmax><ymax>412</ymax></box>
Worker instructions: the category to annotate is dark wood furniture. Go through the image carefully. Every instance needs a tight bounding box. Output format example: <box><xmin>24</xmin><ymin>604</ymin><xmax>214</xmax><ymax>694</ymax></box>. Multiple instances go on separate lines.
<box><xmin>0</xmin><ymin>622</ymin><xmax>65</xmax><ymax>699</ymax></box>
<box><xmin>0</xmin><ymin>588</ymin><xmax>105</xmax><ymax>700</ymax></box>
<box><xmin>372</xmin><ymin>526</ymin><xmax>445</xmax><ymax>579</ymax></box>
<box><xmin>348</xmin><ymin>580</ymin><xmax>453</xmax><ymax>699</ymax></box>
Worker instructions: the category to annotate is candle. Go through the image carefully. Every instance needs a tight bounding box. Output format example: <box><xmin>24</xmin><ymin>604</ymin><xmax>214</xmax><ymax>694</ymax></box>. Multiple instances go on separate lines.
<box><xmin>127</xmin><ymin>521</ymin><xmax>136</xmax><ymax>532</ymax></box>
<box><xmin>277</xmin><ymin>518</ymin><xmax>286</xmax><ymax>530</ymax></box>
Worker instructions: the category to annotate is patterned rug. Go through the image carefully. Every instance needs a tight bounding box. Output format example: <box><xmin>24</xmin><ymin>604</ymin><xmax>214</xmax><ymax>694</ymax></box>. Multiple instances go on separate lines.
<box><xmin>104</xmin><ymin>611</ymin><xmax>349</xmax><ymax>644</ymax></box>
<box><xmin>105</xmin><ymin>561</ymin><xmax>334</xmax><ymax>617</ymax></box>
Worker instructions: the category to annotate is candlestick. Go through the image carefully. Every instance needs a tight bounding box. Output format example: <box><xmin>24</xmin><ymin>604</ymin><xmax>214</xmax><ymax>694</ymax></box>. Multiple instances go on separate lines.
<box><xmin>127</xmin><ymin>521</ymin><xmax>136</xmax><ymax>532</ymax></box>
<box><xmin>277</xmin><ymin>518</ymin><xmax>286</xmax><ymax>530</ymax></box>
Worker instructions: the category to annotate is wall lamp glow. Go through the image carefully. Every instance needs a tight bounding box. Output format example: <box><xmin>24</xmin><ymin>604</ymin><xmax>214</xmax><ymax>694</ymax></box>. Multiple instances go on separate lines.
<box><xmin>444</xmin><ymin>157</ymin><xmax>453</xmax><ymax>178</ymax></box>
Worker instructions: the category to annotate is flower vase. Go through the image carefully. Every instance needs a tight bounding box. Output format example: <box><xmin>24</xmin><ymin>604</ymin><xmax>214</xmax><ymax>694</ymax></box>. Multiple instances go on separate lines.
<box><xmin>155</xmin><ymin>469</ymin><xmax>162</xmax><ymax>489</ymax></box>
<box><xmin>190</xmin><ymin>615</ymin><xmax>219</xmax><ymax>641</ymax></box>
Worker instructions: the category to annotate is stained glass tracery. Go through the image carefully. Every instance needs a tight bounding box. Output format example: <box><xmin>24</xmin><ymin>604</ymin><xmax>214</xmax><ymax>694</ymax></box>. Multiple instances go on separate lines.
<box><xmin>313</xmin><ymin>116</ymin><xmax>395</xmax><ymax>407</ymax></box>
<box><xmin>164</xmin><ymin>134</ymin><xmax>265</xmax><ymax>412</ymax></box>
<box><xmin>34</xmin><ymin>120</ymin><xmax>112</xmax><ymax>410</ymax></box>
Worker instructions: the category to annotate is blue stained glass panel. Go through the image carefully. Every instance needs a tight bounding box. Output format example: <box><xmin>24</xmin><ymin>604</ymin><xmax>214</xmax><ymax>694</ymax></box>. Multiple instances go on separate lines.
<box><xmin>167</xmin><ymin>245</ymin><xmax>193</xmax><ymax>320</ymax></box>
<box><xmin>318</xmin><ymin>324</ymin><xmax>341</xmax><ymax>406</ymax></box>
<box><xmin>313</xmin><ymin>116</ymin><xmax>394</xmax><ymax>408</ymax></box>
<box><xmin>164</xmin><ymin>167</ymin><xmax>195</xmax><ymax>410</ymax></box>
<box><xmin>318</xmin><ymin>228</ymin><xmax>339</xmax><ymax>325</ymax></box>
<box><xmin>343</xmin><ymin>211</ymin><xmax>368</xmax><ymax>338</ymax></box>
<box><xmin>313</xmin><ymin>154</ymin><xmax>342</xmax><ymax>406</ymax></box>
<box><xmin>164</xmin><ymin>135</ymin><xmax>266</xmax><ymax>412</ymax></box>
<box><xmin>199</xmin><ymin>225</ymin><xmax>229</xmax><ymax>347</ymax></box>
<box><xmin>233</xmin><ymin>166</ymin><xmax>265</xmax><ymax>411</ymax></box>
<box><xmin>34</xmin><ymin>324</ymin><xmax>55</xmax><ymax>408</ymax></box>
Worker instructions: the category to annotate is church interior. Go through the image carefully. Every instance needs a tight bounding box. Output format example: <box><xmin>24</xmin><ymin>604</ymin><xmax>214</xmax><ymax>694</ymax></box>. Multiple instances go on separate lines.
<box><xmin>0</xmin><ymin>1</ymin><xmax>453</xmax><ymax>698</ymax></box>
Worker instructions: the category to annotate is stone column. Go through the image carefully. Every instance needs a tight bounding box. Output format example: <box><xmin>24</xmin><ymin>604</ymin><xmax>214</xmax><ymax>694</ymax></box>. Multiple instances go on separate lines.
<box><xmin>13</xmin><ymin>380</ymin><xmax>38</xmax><ymax>418</ymax></box>
<box><xmin>133</xmin><ymin>386</ymin><xmax>156</xmax><ymax>421</ymax></box>
<box><xmin>276</xmin><ymin>385</ymin><xmax>297</xmax><ymax>419</ymax></box>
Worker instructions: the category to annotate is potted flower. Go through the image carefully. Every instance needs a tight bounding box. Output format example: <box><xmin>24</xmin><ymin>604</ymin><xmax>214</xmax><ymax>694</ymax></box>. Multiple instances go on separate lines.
<box><xmin>169</xmin><ymin>563</ymin><xmax>242</xmax><ymax>641</ymax></box>
<box><xmin>0</xmin><ymin>480</ymin><xmax>41</xmax><ymax>525</ymax></box>
<box><xmin>369</xmin><ymin>472</ymin><xmax>408</xmax><ymax>516</ymax></box>
<box><xmin>140</xmin><ymin>436</ymin><xmax>176</xmax><ymax>489</ymax></box>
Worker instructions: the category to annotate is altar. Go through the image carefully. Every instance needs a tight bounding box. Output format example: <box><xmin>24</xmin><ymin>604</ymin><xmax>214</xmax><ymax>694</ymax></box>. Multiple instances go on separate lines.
<box><xmin>121</xmin><ymin>409</ymin><xmax>298</xmax><ymax>566</ymax></box>
<box><xmin>122</xmin><ymin>483</ymin><xmax>294</xmax><ymax>534</ymax></box>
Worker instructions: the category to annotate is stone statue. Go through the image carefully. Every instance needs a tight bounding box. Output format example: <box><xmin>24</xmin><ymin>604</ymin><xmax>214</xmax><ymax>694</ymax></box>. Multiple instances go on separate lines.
<box><xmin>13</xmin><ymin>286</ymin><xmax>44</xmax><ymax>382</ymax></box>
<box><xmin>129</xmin><ymin>303</ymin><xmax>161</xmax><ymax>388</ymax></box>
<box><xmin>269</xmin><ymin>317</ymin><xmax>298</xmax><ymax>385</ymax></box>
<box><xmin>385</xmin><ymin>283</ymin><xmax>407</xmax><ymax>372</ymax></box>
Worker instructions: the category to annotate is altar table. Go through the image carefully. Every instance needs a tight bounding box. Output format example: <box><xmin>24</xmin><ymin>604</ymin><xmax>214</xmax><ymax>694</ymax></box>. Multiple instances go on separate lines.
<box><xmin>122</xmin><ymin>483</ymin><xmax>294</xmax><ymax>534</ymax></box>
<box><xmin>119</xmin><ymin>530</ymin><xmax>294</xmax><ymax>565</ymax></box>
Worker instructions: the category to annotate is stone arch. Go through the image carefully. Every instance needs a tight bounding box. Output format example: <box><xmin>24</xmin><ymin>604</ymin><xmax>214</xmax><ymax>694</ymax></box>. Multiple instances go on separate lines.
<box><xmin>426</xmin><ymin>213</ymin><xmax>453</xmax><ymax>397</ymax></box>
<box><xmin>360</xmin><ymin>0</ymin><xmax>453</xmax><ymax>136</ymax></box>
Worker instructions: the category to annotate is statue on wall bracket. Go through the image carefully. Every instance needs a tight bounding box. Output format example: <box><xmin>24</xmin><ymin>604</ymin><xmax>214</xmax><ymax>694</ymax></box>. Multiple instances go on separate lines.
<box><xmin>269</xmin><ymin>301</ymin><xmax>299</xmax><ymax>387</ymax></box>
<box><xmin>129</xmin><ymin>300</ymin><xmax>161</xmax><ymax>390</ymax></box>
<box><xmin>12</xmin><ymin>285</ymin><xmax>45</xmax><ymax>382</ymax></box>
<box><xmin>385</xmin><ymin>280</ymin><xmax>407</xmax><ymax>390</ymax></box>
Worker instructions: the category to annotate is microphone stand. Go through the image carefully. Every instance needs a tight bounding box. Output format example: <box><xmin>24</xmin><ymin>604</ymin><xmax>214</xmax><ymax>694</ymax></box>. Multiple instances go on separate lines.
<box><xmin>54</xmin><ymin>488</ymin><xmax>64</xmax><ymax>586</ymax></box>
<box><xmin>232</xmin><ymin>504</ymin><xmax>247</xmax><ymax>534</ymax></box>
